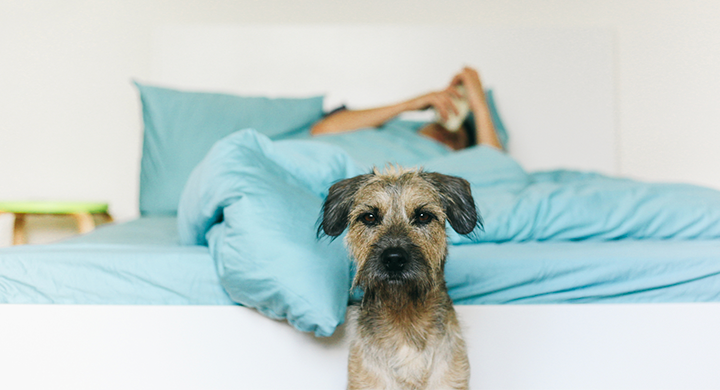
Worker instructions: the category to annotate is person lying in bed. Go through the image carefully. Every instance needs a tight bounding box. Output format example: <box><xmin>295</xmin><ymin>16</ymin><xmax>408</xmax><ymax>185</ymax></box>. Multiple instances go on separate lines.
<box><xmin>310</xmin><ymin>67</ymin><xmax>503</xmax><ymax>151</ymax></box>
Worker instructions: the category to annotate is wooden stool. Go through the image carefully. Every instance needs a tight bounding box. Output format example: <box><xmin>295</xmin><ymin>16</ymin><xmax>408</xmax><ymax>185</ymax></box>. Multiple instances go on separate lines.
<box><xmin>0</xmin><ymin>201</ymin><xmax>113</xmax><ymax>245</ymax></box>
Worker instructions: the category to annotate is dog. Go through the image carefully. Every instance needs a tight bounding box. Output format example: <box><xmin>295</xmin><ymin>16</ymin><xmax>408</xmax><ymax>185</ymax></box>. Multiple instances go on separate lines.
<box><xmin>319</xmin><ymin>166</ymin><xmax>479</xmax><ymax>390</ymax></box>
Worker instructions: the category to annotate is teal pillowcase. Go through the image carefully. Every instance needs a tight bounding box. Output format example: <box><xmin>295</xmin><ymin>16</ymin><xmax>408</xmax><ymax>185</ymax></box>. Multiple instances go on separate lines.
<box><xmin>179</xmin><ymin>130</ymin><xmax>363</xmax><ymax>336</ymax></box>
<box><xmin>423</xmin><ymin>144</ymin><xmax>529</xmax><ymax>188</ymax></box>
<box><xmin>134</xmin><ymin>82</ymin><xmax>325</xmax><ymax>215</ymax></box>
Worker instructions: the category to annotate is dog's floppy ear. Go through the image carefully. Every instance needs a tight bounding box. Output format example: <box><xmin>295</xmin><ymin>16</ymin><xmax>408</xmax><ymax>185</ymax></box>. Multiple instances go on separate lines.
<box><xmin>421</xmin><ymin>172</ymin><xmax>481</xmax><ymax>235</ymax></box>
<box><xmin>318</xmin><ymin>174</ymin><xmax>372</xmax><ymax>238</ymax></box>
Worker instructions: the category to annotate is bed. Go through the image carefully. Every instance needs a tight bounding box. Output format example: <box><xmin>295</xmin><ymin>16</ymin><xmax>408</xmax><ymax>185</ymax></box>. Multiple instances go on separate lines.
<box><xmin>2</xmin><ymin>26</ymin><xmax>720</xmax><ymax>390</ymax></box>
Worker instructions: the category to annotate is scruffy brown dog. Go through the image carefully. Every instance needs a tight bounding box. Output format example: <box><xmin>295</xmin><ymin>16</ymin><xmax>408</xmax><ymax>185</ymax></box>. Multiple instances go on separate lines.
<box><xmin>320</xmin><ymin>167</ymin><xmax>479</xmax><ymax>390</ymax></box>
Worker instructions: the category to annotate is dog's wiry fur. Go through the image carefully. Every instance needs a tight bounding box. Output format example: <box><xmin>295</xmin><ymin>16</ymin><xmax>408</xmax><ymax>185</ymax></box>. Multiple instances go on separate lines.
<box><xmin>320</xmin><ymin>166</ymin><xmax>479</xmax><ymax>390</ymax></box>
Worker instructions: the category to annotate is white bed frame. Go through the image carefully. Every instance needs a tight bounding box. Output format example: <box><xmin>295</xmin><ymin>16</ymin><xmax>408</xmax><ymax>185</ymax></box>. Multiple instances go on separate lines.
<box><xmin>3</xmin><ymin>26</ymin><xmax>720</xmax><ymax>389</ymax></box>
<box><xmin>3</xmin><ymin>304</ymin><xmax>720</xmax><ymax>389</ymax></box>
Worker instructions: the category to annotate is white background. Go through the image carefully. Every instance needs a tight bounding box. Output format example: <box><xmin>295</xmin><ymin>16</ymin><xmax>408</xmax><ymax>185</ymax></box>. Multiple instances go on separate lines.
<box><xmin>1</xmin><ymin>0</ymin><xmax>720</xmax><ymax>245</ymax></box>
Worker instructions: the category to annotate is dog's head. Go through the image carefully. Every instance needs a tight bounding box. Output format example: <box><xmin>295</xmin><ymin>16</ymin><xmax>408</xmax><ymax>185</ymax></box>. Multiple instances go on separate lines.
<box><xmin>319</xmin><ymin>167</ymin><xmax>479</xmax><ymax>299</ymax></box>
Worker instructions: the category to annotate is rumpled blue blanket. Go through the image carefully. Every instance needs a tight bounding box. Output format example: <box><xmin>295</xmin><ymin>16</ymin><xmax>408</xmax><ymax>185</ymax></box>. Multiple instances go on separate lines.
<box><xmin>178</xmin><ymin>129</ymin><xmax>720</xmax><ymax>335</ymax></box>
<box><xmin>422</xmin><ymin>147</ymin><xmax>720</xmax><ymax>243</ymax></box>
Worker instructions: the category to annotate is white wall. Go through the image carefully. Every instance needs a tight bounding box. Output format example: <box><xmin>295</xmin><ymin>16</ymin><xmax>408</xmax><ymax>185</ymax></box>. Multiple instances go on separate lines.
<box><xmin>1</xmin><ymin>0</ymin><xmax>719</xmax><ymax>243</ymax></box>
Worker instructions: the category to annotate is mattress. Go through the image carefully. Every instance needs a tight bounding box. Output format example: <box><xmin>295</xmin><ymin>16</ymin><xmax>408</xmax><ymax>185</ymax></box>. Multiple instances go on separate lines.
<box><xmin>2</xmin><ymin>216</ymin><xmax>720</xmax><ymax>305</ymax></box>
<box><xmin>448</xmin><ymin>239</ymin><xmax>720</xmax><ymax>304</ymax></box>
<box><xmin>0</xmin><ymin>217</ymin><xmax>232</xmax><ymax>305</ymax></box>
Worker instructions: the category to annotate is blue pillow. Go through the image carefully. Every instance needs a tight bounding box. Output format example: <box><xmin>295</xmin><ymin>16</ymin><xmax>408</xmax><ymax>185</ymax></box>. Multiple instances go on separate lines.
<box><xmin>134</xmin><ymin>82</ymin><xmax>325</xmax><ymax>215</ymax></box>
<box><xmin>179</xmin><ymin>129</ymin><xmax>363</xmax><ymax>336</ymax></box>
<box><xmin>422</xmin><ymin>144</ymin><xmax>529</xmax><ymax>187</ymax></box>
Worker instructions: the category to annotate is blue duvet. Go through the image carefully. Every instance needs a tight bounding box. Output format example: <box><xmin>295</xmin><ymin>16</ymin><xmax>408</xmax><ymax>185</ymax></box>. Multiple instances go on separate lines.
<box><xmin>427</xmin><ymin>148</ymin><xmax>720</xmax><ymax>243</ymax></box>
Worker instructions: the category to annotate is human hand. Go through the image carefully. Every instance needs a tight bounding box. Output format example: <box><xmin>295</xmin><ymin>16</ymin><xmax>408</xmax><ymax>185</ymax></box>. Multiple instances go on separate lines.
<box><xmin>405</xmin><ymin>87</ymin><xmax>463</xmax><ymax>121</ymax></box>
<box><xmin>450</xmin><ymin>67</ymin><xmax>486</xmax><ymax>111</ymax></box>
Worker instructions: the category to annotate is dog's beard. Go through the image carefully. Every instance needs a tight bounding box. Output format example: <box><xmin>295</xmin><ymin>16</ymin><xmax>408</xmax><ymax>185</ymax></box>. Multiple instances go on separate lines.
<box><xmin>353</xmin><ymin>260</ymin><xmax>437</xmax><ymax>309</ymax></box>
<box><xmin>362</xmin><ymin>280</ymin><xmax>434</xmax><ymax>309</ymax></box>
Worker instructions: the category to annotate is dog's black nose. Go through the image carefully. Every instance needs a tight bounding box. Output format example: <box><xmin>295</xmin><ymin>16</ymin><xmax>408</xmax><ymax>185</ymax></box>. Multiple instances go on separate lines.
<box><xmin>381</xmin><ymin>248</ymin><xmax>408</xmax><ymax>273</ymax></box>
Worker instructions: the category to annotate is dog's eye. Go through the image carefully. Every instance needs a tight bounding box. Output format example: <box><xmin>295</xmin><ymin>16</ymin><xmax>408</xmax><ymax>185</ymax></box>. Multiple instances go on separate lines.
<box><xmin>361</xmin><ymin>213</ymin><xmax>377</xmax><ymax>224</ymax></box>
<box><xmin>416</xmin><ymin>212</ymin><xmax>434</xmax><ymax>224</ymax></box>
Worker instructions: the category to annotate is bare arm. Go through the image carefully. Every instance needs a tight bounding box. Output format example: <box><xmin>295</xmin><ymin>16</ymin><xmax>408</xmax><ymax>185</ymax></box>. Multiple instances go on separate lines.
<box><xmin>452</xmin><ymin>68</ymin><xmax>503</xmax><ymax>150</ymax></box>
<box><xmin>310</xmin><ymin>102</ymin><xmax>410</xmax><ymax>136</ymax></box>
<box><xmin>310</xmin><ymin>89</ymin><xmax>462</xmax><ymax>136</ymax></box>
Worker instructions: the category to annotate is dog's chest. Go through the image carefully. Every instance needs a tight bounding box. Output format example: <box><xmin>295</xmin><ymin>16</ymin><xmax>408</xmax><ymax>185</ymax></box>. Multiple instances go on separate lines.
<box><xmin>370</xmin><ymin>326</ymin><xmax>450</xmax><ymax>388</ymax></box>
<box><xmin>387</xmin><ymin>342</ymin><xmax>434</xmax><ymax>379</ymax></box>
